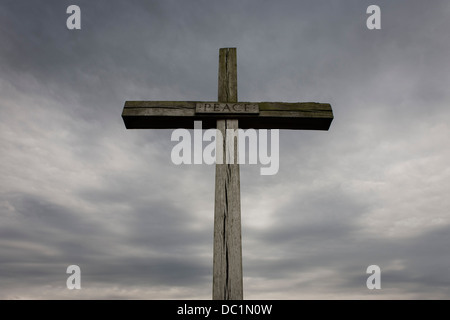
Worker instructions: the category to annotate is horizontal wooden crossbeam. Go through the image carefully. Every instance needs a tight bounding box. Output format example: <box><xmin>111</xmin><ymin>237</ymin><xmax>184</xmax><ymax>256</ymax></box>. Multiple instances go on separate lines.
<box><xmin>122</xmin><ymin>101</ymin><xmax>333</xmax><ymax>130</ymax></box>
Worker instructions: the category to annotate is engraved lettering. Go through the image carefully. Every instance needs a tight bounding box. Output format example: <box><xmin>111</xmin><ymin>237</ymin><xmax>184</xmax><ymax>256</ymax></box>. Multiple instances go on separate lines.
<box><xmin>195</xmin><ymin>103</ymin><xmax>259</xmax><ymax>114</ymax></box>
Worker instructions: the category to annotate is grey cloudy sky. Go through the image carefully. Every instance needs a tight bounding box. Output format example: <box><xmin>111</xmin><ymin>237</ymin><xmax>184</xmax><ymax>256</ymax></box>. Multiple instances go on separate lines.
<box><xmin>1</xmin><ymin>0</ymin><xmax>449</xmax><ymax>299</ymax></box>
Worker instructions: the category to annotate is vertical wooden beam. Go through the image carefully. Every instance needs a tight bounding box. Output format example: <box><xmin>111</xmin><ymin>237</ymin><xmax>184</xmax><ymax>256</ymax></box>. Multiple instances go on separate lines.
<box><xmin>213</xmin><ymin>48</ymin><xmax>243</xmax><ymax>300</ymax></box>
<box><xmin>218</xmin><ymin>48</ymin><xmax>238</xmax><ymax>104</ymax></box>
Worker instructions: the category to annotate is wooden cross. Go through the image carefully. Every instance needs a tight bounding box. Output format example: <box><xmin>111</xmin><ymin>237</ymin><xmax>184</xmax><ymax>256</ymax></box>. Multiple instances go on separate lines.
<box><xmin>121</xmin><ymin>48</ymin><xmax>333</xmax><ymax>300</ymax></box>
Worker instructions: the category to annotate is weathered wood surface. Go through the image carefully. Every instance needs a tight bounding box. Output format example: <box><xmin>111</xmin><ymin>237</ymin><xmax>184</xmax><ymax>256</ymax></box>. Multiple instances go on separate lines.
<box><xmin>196</xmin><ymin>102</ymin><xmax>259</xmax><ymax>114</ymax></box>
<box><xmin>218</xmin><ymin>48</ymin><xmax>237</xmax><ymax>104</ymax></box>
<box><xmin>213</xmin><ymin>119</ymin><xmax>242</xmax><ymax>300</ymax></box>
<box><xmin>122</xmin><ymin>101</ymin><xmax>333</xmax><ymax>130</ymax></box>
<box><xmin>213</xmin><ymin>48</ymin><xmax>243</xmax><ymax>300</ymax></box>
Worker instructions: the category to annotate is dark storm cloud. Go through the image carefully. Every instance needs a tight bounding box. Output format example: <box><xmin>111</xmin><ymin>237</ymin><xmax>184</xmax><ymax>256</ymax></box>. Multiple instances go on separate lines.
<box><xmin>0</xmin><ymin>191</ymin><xmax>212</xmax><ymax>291</ymax></box>
<box><xmin>1</xmin><ymin>0</ymin><xmax>450</xmax><ymax>299</ymax></box>
<box><xmin>244</xmin><ymin>210</ymin><xmax>450</xmax><ymax>298</ymax></box>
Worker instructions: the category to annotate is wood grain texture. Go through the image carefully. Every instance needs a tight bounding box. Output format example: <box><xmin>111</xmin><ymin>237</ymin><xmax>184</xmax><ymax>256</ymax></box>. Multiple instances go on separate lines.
<box><xmin>218</xmin><ymin>48</ymin><xmax>237</xmax><ymax>103</ymax></box>
<box><xmin>122</xmin><ymin>101</ymin><xmax>333</xmax><ymax>130</ymax></box>
<box><xmin>213</xmin><ymin>119</ymin><xmax>242</xmax><ymax>300</ymax></box>
<box><xmin>213</xmin><ymin>48</ymin><xmax>243</xmax><ymax>300</ymax></box>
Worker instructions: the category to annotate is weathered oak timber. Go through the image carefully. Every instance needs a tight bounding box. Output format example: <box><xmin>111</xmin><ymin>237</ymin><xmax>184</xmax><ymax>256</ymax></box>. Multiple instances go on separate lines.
<box><xmin>213</xmin><ymin>48</ymin><xmax>243</xmax><ymax>300</ymax></box>
<box><xmin>122</xmin><ymin>101</ymin><xmax>333</xmax><ymax>130</ymax></box>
